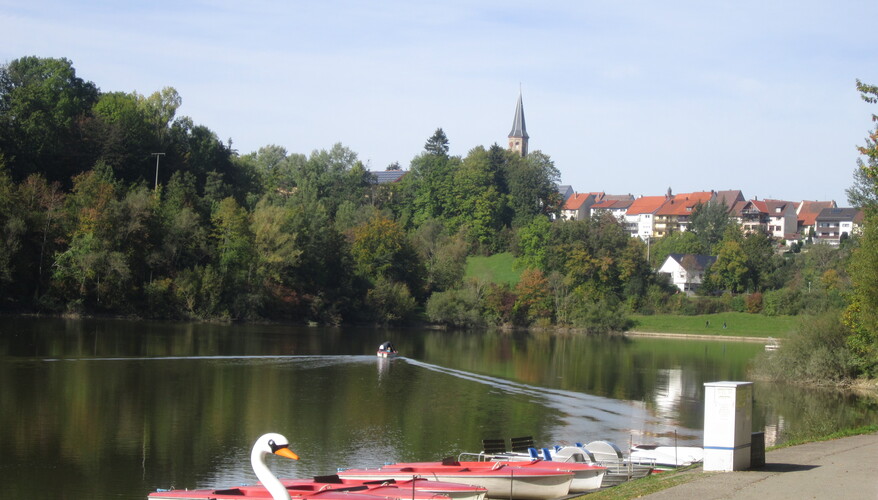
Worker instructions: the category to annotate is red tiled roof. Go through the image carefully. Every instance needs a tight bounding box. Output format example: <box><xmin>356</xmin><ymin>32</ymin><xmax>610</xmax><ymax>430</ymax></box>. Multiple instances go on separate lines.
<box><xmin>563</xmin><ymin>193</ymin><xmax>592</xmax><ymax>210</ymax></box>
<box><xmin>627</xmin><ymin>196</ymin><xmax>668</xmax><ymax>215</ymax></box>
<box><xmin>655</xmin><ymin>192</ymin><xmax>714</xmax><ymax>216</ymax></box>
<box><xmin>591</xmin><ymin>199</ymin><xmax>632</xmax><ymax>210</ymax></box>
<box><xmin>591</xmin><ymin>199</ymin><xmax>616</xmax><ymax>209</ymax></box>
<box><xmin>587</xmin><ymin>192</ymin><xmax>605</xmax><ymax>203</ymax></box>
<box><xmin>749</xmin><ymin>200</ymin><xmax>769</xmax><ymax>213</ymax></box>
<box><xmin>601</xmin><ymin>199</ymin><xmax>633</xmax><ymax>209</ymax></box>
<box><xmin>798</xmin><ymin>200</ymin><xmax>837</xmax><ymax>226</ymax></box>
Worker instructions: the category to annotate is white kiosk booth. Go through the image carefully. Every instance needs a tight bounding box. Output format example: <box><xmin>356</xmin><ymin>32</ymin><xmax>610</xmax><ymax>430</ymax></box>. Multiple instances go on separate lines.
<box><xmin>703</xmin><ymin>381</ymin><xmax>753</xmax><ymax>471</ymax></box>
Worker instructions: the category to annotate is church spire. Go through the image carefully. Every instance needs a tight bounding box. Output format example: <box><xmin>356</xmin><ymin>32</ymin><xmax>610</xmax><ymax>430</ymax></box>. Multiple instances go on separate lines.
<box><xmin>508</xmin><ymin>90</ymin><xmax>528</xmax><ymax>156</ymax></box>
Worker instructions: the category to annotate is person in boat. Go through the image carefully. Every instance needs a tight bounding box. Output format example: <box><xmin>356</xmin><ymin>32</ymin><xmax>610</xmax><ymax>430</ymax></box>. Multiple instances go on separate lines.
<box><xmin>379</xmin><ymin>341</ymin><xmax>396</xmax><ymax>353</ymax></box>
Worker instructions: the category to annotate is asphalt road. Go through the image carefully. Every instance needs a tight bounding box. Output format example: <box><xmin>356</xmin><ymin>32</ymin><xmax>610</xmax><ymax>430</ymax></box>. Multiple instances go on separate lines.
<box><xmin>640</xmin><ymin>432</ymin><xmax>878</xmax><ymax>500</ymax></box>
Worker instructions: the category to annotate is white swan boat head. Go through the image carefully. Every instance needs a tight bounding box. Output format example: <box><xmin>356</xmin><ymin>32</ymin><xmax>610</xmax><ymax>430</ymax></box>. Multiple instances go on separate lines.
<box><xmin>149</xmin><ymin>432</ymin><xmax>299</xmax><ymax>500</ymax></box>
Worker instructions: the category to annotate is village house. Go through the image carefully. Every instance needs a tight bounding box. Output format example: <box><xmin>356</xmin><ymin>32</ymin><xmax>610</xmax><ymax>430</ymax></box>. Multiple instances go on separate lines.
<box><xmin>625</xmin><ymin>195</ymin><xmax>667</xmax><ymax>240</ymax></box>
<box><xmin>734</xmin><ymin>199</ymin><xmax>769</xmax><ymax>234</ymax></box>
<box><xmin>814</xmin><ymin>207</ymin><xmax>864</xmax><ymax>245</ymax></box>
<box><xmin>560</xmin><ymin>193</ymin><xmax>596</xmax><ymax>221</ymax></box>
<box><xmin>590</xmin><ymin>197</ymin><xmax>634</xmax><ymax>222</ymax></box>
<box><xmin>797</xmin><ymin>200</ymin><xmax>837</xmax><ymax>238</ymax></box>
<box><xmin>657</xmin><ymin>253</ymin><xmax>717</xmax><ymax>294</ymax></box>
<box><xmin>653</xmin><ymin>191</ymin><xmax>714</xmax><ymax>237</ymax></box>
<box><xmin>764</xmin><ymin>199</ymin><xmax>799</xmax><ymax>240</ymax></box>
<box><xmin>511</xmin><ymin>93</ymin><xmax>856</xmax><ymax>250</ymax></box>
<box><xmin>715</xmin><ymin>190</ymin><xmax>746</xmax><ymax>209</ymax></box>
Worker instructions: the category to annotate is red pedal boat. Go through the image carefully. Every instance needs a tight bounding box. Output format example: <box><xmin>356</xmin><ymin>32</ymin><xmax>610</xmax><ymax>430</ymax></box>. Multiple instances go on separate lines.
<box><xmin>281</xmin><ymin>476</ymin><xmax>486</xmax><ymax>500</ymax></box>
<box><xmin>337</xmin><ymin>460</ymin><xmax>573</xmax><ymax>500</ymax></box>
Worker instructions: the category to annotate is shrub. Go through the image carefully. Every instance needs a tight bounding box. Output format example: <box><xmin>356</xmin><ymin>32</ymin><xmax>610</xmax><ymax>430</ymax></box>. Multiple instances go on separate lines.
<box><xmin>762</xmin><ymin>288</ymin><xmax>800</xmax><ymax>316</ymax></box>
<box><xmin>425</xmin><ymin>287</ymin><xmax>485</xmax><ymax>328</ymax></box>
<box><xmin>752</xmin><ymin>312</ymin><xmax>856</xmax><ymax>383</ymax></box>
<box><xmin>483</xmin><ymin>282</ymin><xmax>517</xmax><ymax>325</ymax></box>
<box><xmin>144</xmin><ymin>278</ymin><xmax>178</xmax><ymax>319</ymax></box>
<box><xmin>565</xmin><ymin>293</ymin><xmax>633</xmax><ymax>333</ymax></box>
<box><xmin>513</xmin><ymin>268</ymin><xmax>553</xmax><ymax>325</ymax></box>
<box><xmin>719</xmin><ymin>292</ymin><xmax>746</xmax><ymax>312</ymax></box>
<box><xmin>745</xmin><ymin>292</ymin><xmax>763</xmax><ymax>313</ymax></box>
<box><xmin>366</xmin><ymin>278</ymin><xmax>416</xmax><ymax>325</ymax></box>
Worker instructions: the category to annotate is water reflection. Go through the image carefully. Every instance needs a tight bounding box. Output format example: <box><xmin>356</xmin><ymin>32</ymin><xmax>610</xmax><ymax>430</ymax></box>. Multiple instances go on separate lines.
<box><xmin>377</xmin><ymin>356</ymin><xmax>392</xmax><ymax>381</ymax></box>
<box><xmin>1</xmin><ymin>317</ymin><xmax>876</xmax><ymax>500</ymax></box>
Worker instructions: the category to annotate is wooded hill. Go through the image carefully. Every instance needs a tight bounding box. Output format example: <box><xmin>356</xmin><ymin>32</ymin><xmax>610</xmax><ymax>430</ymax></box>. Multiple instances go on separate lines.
<box><xmin>2</xmin><ymin>57</ymin><xmax>877</xmax><ymax>379</ymax></box>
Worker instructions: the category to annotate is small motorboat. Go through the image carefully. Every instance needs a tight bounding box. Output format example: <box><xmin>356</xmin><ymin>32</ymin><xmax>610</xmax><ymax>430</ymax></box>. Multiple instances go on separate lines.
<box><xmin>338</xmin><ymin>460</ymin><xmax>573</xmax><ymax>500</ymax></box>
<box><xmin>764</xmin><ymin>337</ymin><xmax>781</xmax><ymax>352</ymax></box>
<box><xmin>377</xmin><ymin>341</ymin><xmax>398</xmax><ymax>358</ymax></box>
<box><xmin>551</xmin><ymin>442</ymin><xmax>653</xmax><ymax>487</ymax></box>
<box><xmin>629</xmin><ymin>444</ymin><xmax>703</xmax><ymax>469</ymax></box>
<box><xmin>471</xmin><ymin>439</ymin><xmax>651</xmax><ymax>489</ymax></box>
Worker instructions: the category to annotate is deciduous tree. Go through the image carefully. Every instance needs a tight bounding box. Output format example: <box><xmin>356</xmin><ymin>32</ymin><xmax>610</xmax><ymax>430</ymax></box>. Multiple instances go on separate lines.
<box><xmin>0</xmin><ymin>56</ymin><xmax>99</xmax><ymax>182</ymax></box>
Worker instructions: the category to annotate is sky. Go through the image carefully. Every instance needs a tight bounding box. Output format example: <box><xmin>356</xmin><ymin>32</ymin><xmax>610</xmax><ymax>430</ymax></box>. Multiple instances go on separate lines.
<box><xmin>3</xmin><ymin>1</ymin><xmax>878</xmax><ymax>205</ymax></box>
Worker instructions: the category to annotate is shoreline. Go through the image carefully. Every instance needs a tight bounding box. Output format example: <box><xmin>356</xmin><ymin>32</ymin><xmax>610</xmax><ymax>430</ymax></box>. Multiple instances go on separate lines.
<box><xmin>624</xmin><ymin>330</ymin><xmax>776</xmax><ymax>343</ymax></box>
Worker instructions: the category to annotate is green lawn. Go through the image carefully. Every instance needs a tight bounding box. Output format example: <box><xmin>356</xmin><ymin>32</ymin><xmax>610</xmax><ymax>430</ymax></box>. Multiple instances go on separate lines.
<box><xmin>465</xmin><ymin>252</ymin><xmax>521</xmax><ymax>285</ymax></box>
<box><xmin>630</xmin><ymin>312</ymin><xmax>799</xmax><ymax>338</ymax></box>
<box><xmin>462</xmin><ymin>255</ymin><xmax>800</xmax><ymax>339</ymax></box>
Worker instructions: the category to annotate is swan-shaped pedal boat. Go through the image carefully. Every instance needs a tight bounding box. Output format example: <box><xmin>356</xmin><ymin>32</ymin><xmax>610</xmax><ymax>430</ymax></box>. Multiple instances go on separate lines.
<box><xmin>148</xmin><ymin>433</ymin><xmax>469</xmax><ymax>500</ymax></box>
<box><xmin>149</xmin><ymin>432</ymin><xmax>303</xmax><ymax>500</ymax></box>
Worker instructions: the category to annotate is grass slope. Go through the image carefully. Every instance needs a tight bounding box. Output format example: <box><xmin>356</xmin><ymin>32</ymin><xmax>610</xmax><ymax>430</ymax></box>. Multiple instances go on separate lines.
<box><xmin>464</xmin><ymin>252</ymin><xmax>521</xmax><ymax>285</ymax></box>
<box><xmin>630</xmin><ymin>312</ymin><xmax>798</xmax><ymax>338</ymax></box>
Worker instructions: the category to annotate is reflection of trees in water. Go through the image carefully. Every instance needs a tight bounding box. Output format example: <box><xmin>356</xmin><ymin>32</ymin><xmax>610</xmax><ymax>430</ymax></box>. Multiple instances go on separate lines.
<box><xmin>754</xmin><ymin>383</ymin><xmax>878</xmax><ymax>445</ymax></box>
<box><xmin>5</xmin><ymin>319</ymin><xmax>877</xmax><ymax>498</ymax></box>
<box><xmin>1</xmin><ymin>346</ymin><xmax>555</xmax><ymax>498</ymax></box>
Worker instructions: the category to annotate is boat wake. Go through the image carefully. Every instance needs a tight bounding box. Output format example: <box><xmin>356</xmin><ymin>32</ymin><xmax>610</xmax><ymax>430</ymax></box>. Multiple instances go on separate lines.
<box><xmin>401</xmin><ymin>358</ymin><xmax>701</xmax><ymax>446</ymax></box>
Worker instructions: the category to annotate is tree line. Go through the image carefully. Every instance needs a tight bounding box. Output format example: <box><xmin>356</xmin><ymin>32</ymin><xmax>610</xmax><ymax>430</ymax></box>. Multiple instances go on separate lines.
<box><xmin>0</xmin><ymin>56</ymin><xmax>875</xmax><ymax>376</ymax></box>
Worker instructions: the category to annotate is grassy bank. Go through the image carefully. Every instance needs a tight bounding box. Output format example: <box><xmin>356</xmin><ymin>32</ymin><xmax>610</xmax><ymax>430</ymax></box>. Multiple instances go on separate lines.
<box><xmin>580</xmin><ymin>465</ymin><xmax>702</xmax><ymax>500</ymax></box>
<box><xmin>465</xmin><ymin>252</ymin><xmax>520</xmax><ymax>285</ymax></box>
<box><xmin>630</xmin><ymin>312</ymin><xmax>798</xmax><ymax>338</ymax></box>
<box><xmin>767</xmin><ymin>424</ymin><xmax>878</xmax><ymax>450</ymax></box>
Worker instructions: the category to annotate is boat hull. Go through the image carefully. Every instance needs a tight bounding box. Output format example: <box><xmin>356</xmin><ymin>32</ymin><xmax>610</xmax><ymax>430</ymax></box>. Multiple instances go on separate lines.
<box><xmin>629</xmin><ymin>445</ymin><xmax>704</xmax><ymax>469</ymax></box>
<box><xmin>338</xmin><ymin>465</ymin><xmax>572</xmax><ymax>500</ymax></box>
<box><xmin>472</xmin><ymin>459</ymin><xmax>605</xmax><ymax>492</ymax></box>
<box><xmin>149</xmin><ymin>487</ymin><xmax>386</xmax><ymax>500</ymax></box>
<box><xmin>550</xmin><ymin>445</ymin><xmax>653</xmax><ymax>488</ymax></box>
<box><xmin>281</xmin><ymin>477</ymin><xmax>487</xmax><ymax>500</ymax></box>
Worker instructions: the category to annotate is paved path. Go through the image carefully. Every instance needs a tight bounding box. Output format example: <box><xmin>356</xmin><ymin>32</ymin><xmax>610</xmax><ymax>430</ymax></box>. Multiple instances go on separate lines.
<box><xmin>640</xmin><ymin>433</ymin><xmax>878</xmax><ymax>500</ymax></box>
<box><xmin>624</xmin><ymin>331</ymin><xmax>771</xmax><ymax>343</ymax></box>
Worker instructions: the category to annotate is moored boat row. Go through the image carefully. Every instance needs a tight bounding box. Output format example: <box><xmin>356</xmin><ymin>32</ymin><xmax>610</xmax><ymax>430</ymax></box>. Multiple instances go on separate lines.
<box><xmin>149</xmin><ymin>433</ymin><xmax>680</xmax><ymax>500</ymax></box>
<box><xmin>338</xmin><ymin>458</ymin><xmax>593</xmax><ymax>499</ymax></box>
<box><xmin>459</xmin><ymin>436</ymin><xmax>702</xmax><ymax>488</ymax></box>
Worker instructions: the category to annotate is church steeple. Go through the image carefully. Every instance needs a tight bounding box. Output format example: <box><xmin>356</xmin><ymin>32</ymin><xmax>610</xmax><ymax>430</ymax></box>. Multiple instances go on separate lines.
<box><xmin>508</xmin><ymin>90</ymin><xmax>529</xmax><ymax>156</ymax></box>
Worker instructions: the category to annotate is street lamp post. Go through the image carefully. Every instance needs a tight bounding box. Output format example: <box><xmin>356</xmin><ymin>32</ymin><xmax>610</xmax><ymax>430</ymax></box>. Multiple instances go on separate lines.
<box><xmin>151</xmin><ymin>153</ymin><xmax>165</xmax><ymax>192</ymax></box>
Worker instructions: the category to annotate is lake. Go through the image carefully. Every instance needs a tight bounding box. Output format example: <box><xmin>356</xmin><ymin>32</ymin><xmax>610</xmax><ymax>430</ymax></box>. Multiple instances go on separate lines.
<box><xmin>1</xmin><ymin>317</ymin><xmax>876</xmax><ymax>499</ymax></box>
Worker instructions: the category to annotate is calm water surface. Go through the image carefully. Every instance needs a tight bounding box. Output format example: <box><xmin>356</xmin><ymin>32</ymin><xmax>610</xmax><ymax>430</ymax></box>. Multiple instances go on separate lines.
<box><xmin>1</xmin><ymin>317</ymin><xmax>876</xmax><ymax>499</ymax></box>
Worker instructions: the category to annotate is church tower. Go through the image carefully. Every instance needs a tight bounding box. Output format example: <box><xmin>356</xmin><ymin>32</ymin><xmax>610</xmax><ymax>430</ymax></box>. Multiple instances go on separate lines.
<box><xmin>508</xmin><ymin>90</ymin><xmax>529</xmax><ymax>156</ymax></box>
